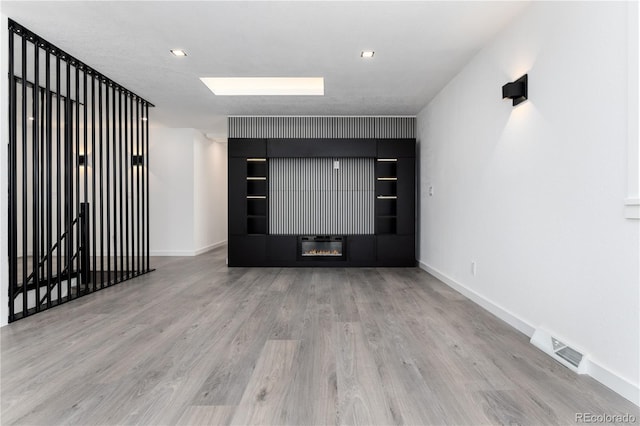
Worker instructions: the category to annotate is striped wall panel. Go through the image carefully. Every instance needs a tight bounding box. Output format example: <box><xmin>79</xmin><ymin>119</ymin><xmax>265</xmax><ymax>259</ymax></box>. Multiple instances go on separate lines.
<box><xmin>228</xmin><ymin>116</ymin><xmax>415</xmax><ymax>139</ymax></box>
<box><xmin>269</xmin><ymin>158</ymin><xmax>374</xmax><ymax>235</ymax></box>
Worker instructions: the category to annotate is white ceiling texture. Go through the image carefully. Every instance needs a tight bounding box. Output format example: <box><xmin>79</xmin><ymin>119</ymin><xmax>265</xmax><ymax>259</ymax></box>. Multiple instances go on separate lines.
<box><xmin>1</xmin><ymin>1</ymin><xmax>529</xmax><ymax>134</ymax></box>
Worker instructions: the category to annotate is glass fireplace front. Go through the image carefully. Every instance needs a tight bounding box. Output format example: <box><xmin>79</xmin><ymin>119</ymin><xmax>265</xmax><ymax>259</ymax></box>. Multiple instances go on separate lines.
<box><xmin>299</xmin><ymin>236</ymin><xmax>345</xmax><ymax>260</ymax></box>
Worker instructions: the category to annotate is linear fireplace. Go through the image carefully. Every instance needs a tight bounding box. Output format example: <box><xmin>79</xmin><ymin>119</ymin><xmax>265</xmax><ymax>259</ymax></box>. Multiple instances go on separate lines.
<box><xmin>298</xmin><ymin>236</ymin><xmax>346</xmax><ymax>260</ymax></box>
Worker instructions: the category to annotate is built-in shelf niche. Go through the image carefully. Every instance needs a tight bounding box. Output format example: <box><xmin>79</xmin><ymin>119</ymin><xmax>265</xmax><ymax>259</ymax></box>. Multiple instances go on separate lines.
<box><xmin>247</xmin><ymin>158</ymin><xmax>267</xmax><ymax>234</ymax></box>
<box><xmin>376</xmin><ymin>158</ymin><xmax>398</xmax><ymax>234</ymax></box>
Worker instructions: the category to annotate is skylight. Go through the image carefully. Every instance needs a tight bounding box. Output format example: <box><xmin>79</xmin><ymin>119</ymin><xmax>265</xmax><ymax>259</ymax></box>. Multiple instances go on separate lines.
<box><xmin>199</xmin><ymin>77</ymin><xmax>324</xmax><ymax>96</ymax></box>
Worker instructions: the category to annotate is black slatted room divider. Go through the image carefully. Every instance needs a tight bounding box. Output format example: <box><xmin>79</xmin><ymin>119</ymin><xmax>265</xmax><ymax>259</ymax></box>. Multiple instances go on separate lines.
<box><xmin>7</xmin><ymin>20</ymin><xmax>153</xmax><ymax>322</ymax></box>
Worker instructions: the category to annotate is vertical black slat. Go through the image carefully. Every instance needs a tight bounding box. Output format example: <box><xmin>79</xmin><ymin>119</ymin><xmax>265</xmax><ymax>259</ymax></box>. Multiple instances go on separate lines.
<box><xmin>39</xmin><ymin>80</ymin><xmax>45</xmax><ymax>302</ymax></box>
<box><xmin>98</xmin><ymin>79</ymin><xmax>104</xmax><ymax>288</ymax></box>
<box><xmin>112</xmin><ymin>85</ymin><xmax>118</xmax><ymax>282</ymax></box>
<box><xmin>118</xmin><ymin>90</ymin><xmax>124</xmax><ymax>281</ymax></box>
<box><xmin>133</xmin><ymin>97</ymin><xmax>137</xmax><ymax>273</ymax></box>
<box><xmin>129</xmin><ymin>95</ymin><xmax>134</xmax><ymax>275</ymax></box>
<box><xmin>65</xmin><ymin>59</ymin><xmax>72</xmax><ymax>302</ymax></box>
<box><xmin>129</xmin><ymin>96</ymin><xmax>134</xmax><ymax>275</ymax></box>
<box><xmin>56</xmin><ymin>55</ymin><xmax>62</xmax><ymax>306</ymax></box>
<box><xmin>105</xmin><ymin>83</ymin><xmax>111</xmax><ymax>286</ymax></box>
<box><xmin>145</xmin><ymin>103</ymin><xmax>149</xmax><ymax>271</ymax></box>
<box><xmin>80</xmin><ymin>202</ymin><xmax>89</xmax><ymax>285</ymax></box>
<box><xmin>130</xmin><ymin>98</ymin><xmax>135</xmax><ymax>274</ymax></box>
<box><xmin>91</xmin><ymin>74</ymin><xmax>96</xmax><ymax>292</ymax></box>
<box><xmin>21</xmin><ymin>35</ymin><xmax>28</xmax><ymax>316</ymax></box>
<box><xmin>140</xmin><ymin>105</ymin><xmax>145</xmax><ymax>272</ymax></box>
<box><xmin>33</xmin><ymin>38</ymin><xmax>41</xmax><ymax>312</ymax></box>
<box><xmin>83</xmin><ymin>69</ymin><xmax>88</xmax><ymax>288</ymax></box>
<box><xmin>74</xmin><ymin>64</ymin><xmax>80</xmax><ymax>297</ymax></box>
<box><xmin>8</xmin><ymin>28</ymin><xmax>16</xmax><ymax>321</ymax></box>
<box><xmin>136</xmin><ymin>99</ymin><xmax>141</xmax><ymax>274</ymax></box>
<box><xmin>140</xmin><ymin>106</ymin><xmax>146</xmax><ymax>272</ymax></box>
<box><xmin>45</xmin><ymin>48</ymin><xmax>52</xmax><ymax>308</ymax></box>
<box><xmin>140</xmin><ymin>106</ymin><xmax>145</xmax><ymax>272</ymax></box>
<box><xmin>124</xmin><ymin>94</ymin><xmax>129</xmax><ymax>278</ymax></box>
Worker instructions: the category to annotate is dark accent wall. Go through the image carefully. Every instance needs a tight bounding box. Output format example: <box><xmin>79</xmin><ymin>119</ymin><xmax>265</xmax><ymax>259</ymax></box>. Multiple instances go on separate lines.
<box><xmin>228</xmin><ymin>137</ymin><xmax>415</xmax><ymax>267</ymax></box>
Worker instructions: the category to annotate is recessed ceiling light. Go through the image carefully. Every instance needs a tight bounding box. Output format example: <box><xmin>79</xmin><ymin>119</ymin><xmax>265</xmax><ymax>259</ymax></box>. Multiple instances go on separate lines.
<box><xmin>170</xmin><ymin>49</ymin><xmax>187</xmax><ymax>57</ymax></box>
<box><xmin>200</xmin><ymin>77</ymin><xmax>324</xmax><ymax>96</ymax></box>
<box><xmin>361</xmin><ymin>51</ymin><xmax>375</xmax><ymax>58</ymax></box>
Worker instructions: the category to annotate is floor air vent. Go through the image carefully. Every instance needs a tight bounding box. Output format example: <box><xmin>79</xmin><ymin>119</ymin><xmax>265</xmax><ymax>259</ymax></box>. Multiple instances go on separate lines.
<box><xmin>531</xmin><ymin>329</ymin><xmax>589</xmax><ymax>374</ymax></box>
<box><xmin>552</xmin><ymin>338</ymin><xmax>583</xmax><ymax>367</ymax></box>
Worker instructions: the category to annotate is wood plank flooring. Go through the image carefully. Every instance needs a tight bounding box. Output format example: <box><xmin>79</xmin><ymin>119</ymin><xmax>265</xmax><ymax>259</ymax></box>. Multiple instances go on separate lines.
<box><xmin>1</xmin><ymin>247</ymin><xmax>638</xmax><ymax>425</ymax></box>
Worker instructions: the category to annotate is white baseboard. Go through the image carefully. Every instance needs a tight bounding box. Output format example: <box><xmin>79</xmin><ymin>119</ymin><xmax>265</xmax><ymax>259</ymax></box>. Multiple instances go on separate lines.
<box><xmin>193</xmin><ymin>240</ymin><xmax>227</xmax><ymax>256</ymax></box>
<box><xmin>418</xmin><ymin>260</ymin><xmax>640</xmax><ymax>407</ymax></box>
<box><xmin>419</xmin><ymin>261</ymin><xmax>534</xmax><ymax>337</ymax></box>
<box><xmin>150</xmin><ymin>240</ymin><xmax>227</xmax><ymax>257</ymax></box>
<box><xmin>149</xmin><ymin>250</ymin><xmax>197</xmax><ymax>256</ymax></box>
<box><xmin>588</xmin><ymin>358</ymin><xmax>640</xmax><ymax>406</ymax></box>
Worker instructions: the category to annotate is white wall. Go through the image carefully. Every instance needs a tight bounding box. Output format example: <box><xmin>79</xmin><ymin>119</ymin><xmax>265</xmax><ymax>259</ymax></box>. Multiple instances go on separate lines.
<box><xmin>193</xmin><ymin>132</ymin><xmax>227</xmax><ymax>254</ymax></box>
<box><xmin>417</xmin><ymin>2</ymin><xmax>639</xmax><ymax>404</ymax></box>
<box><xmin>1</xmin><ymin>12</ymin><xmax>9</xmax><ymax>327</ymax></box>
<box><xmin>627</xmin><ymin>2</ymin><xmax>640</xmax><ymax>219</ymax></box>
<box><xmin>149</xmin><ymin>128</ymin><xmax>195</xmax><ymax>255</ymax></box>
<box><xmin>149</xmin><ymin>127</ymin><xmax>227</xmax><ymax>256</ymax></box>
<box><xmin>211</xmin><ymin>139</ymin><xmax>228</xmax><ymax>248</ymax></box>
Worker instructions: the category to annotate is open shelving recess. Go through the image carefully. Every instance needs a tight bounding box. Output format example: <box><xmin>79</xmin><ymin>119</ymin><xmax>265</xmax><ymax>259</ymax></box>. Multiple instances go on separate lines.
<box><xmin>376</xmin><ymin>158</ymin><xmax>398</xmax><ymax>234</ymax></box>
<box><xmin>246</xmin><ymin>158</ymin><xmax>267</xmax><ymax>234</ymax></box>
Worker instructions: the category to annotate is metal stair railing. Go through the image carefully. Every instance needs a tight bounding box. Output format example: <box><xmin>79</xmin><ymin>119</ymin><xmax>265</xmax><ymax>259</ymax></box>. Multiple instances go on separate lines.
<box><xmin>14</xmin><ymin>203</ymin><xmax>90</xmax><ymax>308</ymax></box>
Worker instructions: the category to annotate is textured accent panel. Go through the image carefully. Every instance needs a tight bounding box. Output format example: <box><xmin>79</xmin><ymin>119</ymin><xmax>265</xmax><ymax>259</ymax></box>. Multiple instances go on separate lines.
<box><xmin>229</xmin><ymin>116</ymin><xmax>415</xmax><ymax>139</ymax></box>
<box><xmin>270</xmin><ymin>158</ymin><xmax>374</xmax><ymax>235</ymax></box>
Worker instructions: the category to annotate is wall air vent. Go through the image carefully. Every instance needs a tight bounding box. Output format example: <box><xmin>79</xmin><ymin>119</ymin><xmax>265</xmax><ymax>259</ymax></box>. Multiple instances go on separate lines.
<box><xmin>531</xmin><ymin>328</ymin><xmax>589</xmax><ymax>374</ymax></box>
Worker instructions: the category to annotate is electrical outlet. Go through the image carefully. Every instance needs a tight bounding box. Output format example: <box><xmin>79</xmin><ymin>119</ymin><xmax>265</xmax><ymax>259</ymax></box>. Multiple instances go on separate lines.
<box><xmin>428</xmin><ymin>185</ymin><xmax>434</xmax><ymax>196</ymax></box>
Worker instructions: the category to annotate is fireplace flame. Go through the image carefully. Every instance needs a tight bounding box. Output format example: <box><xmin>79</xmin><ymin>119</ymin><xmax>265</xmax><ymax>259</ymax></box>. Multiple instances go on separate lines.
<box><xmin>303</xmin><ymin>249</ymin><xmax>341</xmax><ymax>256</ymax></box>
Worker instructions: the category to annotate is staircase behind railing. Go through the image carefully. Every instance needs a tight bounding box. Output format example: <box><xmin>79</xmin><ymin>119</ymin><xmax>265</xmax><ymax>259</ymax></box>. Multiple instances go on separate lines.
<box><xmin>12</xmin><ymin>203</ymin><xmax>89</xmax><ymax>318</ymax></box>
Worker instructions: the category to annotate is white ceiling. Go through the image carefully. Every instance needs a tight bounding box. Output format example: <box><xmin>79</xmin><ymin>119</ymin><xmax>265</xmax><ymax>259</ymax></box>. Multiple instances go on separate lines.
<box><xmin>1</xmin><ymin>1</ymin><xmax>530</xmax><ymax>134</ymax></box>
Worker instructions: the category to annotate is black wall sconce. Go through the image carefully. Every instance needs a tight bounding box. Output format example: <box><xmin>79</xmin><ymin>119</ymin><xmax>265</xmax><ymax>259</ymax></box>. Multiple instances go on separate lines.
<box><xmin>132</xmin><ymin>155</ymin><xmax>144</xmax><ymax>166</ymax></box>
<box><xmin>78</xmin><ymin>154</ymin><xmax>86</xmax><ymax>166</ymax></box>
<box><xmin>502</xmin><ymin>74</ymin><xmax>528</xmax><ymax>106</ymax></box>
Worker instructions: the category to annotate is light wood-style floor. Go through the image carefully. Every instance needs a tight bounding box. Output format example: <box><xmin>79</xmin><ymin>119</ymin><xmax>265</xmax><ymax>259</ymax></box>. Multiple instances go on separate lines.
<box><xmin>2</xmin><ymin>247</ymin><xmax>638</xmax><ymax>425</ymax></box>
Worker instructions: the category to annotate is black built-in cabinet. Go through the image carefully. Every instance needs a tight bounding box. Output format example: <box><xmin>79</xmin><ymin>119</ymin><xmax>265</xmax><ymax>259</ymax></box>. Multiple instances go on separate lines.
<box><xmin>228</xmin><ymin>138</ymin><xmax>415</xmax><ymax>267</ymax></box>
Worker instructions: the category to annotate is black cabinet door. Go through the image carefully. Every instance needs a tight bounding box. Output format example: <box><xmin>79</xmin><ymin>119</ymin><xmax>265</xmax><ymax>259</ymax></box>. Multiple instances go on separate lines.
<box><xmin>377</xmin><ymin>139</ymin><xmax>415</xmax><ymax>158</ymax></box>
<box><xmin>348</xmin><ymin>235</ymin><xmax>376</xmax><ymax>263</ymax></box>
<box><xmin>267</xmin><ymin>236</ymin><xmax>297</xmax><ymax>262</ymax></box>
<box><xmin>228</xmin><ymin>138</ymin><xmax>267</xmax><ymax>157</ymax></box>
<box><xmin>229</xmin><ymin>236</ymin><xmax>267</xmax><ymax>266</ymax></box>
<box><xmin>376</xmin><ymin>235</ymin><xmax>415</xmax><ymax>266</ymax></box>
